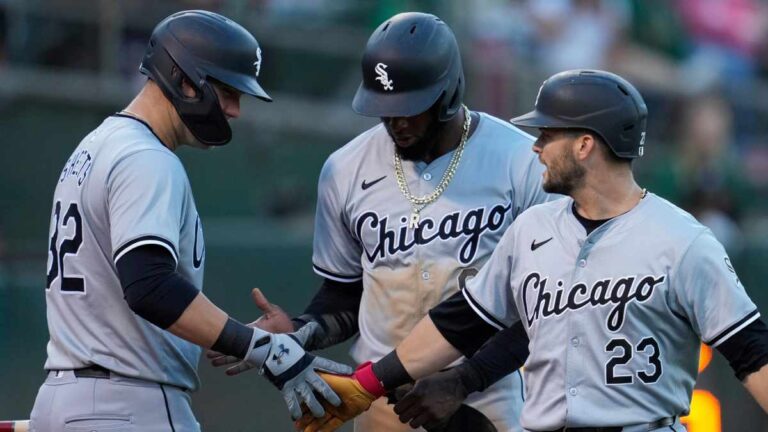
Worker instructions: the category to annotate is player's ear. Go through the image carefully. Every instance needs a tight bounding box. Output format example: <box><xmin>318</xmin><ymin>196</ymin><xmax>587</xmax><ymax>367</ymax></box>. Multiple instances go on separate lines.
<box><xmin>573</xmin><ymin>133</ymin><xmax>595</xmax><ymax>162</ymax></box>
<box><xmin>179</xmin><ymin>75</ymin><xmax>199</xmax><ymax>100</ymax></box>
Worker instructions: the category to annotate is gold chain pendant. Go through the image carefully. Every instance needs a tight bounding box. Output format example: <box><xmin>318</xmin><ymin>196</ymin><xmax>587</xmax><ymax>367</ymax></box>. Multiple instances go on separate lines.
<box><xmin>394</xmin><ymin>105</ymin><xmax>471</xmax><ymax>230</ymax></box>
<box><xmin>409</xmin><ymin>210</ymin><xmax>420</xmax><ymax>229</ymax></box>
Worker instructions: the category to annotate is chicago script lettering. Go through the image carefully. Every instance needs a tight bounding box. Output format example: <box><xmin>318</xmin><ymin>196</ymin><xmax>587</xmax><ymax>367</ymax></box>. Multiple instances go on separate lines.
<box><xmin>356</xmin><ymin>203</ymin><xmax>511</xmax><ymax>265</ymax></box>
<box><xmin>522</xmin><ymin>272</ymin><xmax>665</xmax><ymax>331</ymax></box>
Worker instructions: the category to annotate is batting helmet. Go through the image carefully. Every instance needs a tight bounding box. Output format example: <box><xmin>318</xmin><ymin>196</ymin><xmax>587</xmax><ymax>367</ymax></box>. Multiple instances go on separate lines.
<box><xmin>511</xmin><ymin>70</ymin><xmax>648</xmax><ymax>158</ymax></box>
<box><xmin>352</xmin><ymin>12</ymin><xmax>464</xmax><ymax>121</ymax></box>
<box><xmin>140</xmin><ymin>10</ymin><xmax>271</xmax><ymax>146</ymax></box>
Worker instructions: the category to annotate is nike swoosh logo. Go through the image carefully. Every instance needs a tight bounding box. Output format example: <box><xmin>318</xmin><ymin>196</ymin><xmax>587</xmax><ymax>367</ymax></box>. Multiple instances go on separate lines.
<box><xmin>361</xmin><ymin>176</ymin><xmax>386</xmax><ymax>190</ymax></box>
<box><xmin>531</xmin><ymin>237</ymin><xmax>553</xmax><ymax>251</ymax></box>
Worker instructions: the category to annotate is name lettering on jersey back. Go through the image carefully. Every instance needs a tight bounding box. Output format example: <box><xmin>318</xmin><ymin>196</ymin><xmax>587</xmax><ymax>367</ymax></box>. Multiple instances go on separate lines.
<box><xmin>521</xmin><ymin>272</ymin><xmax>666</xmax><ymax>332</ymax></box>
<box><xmin>355</xmin><ymin>203</ymin><xmax>511</xmax><ymax>265</ymax></box>
<box><xmin>59</xmin><ymin>149</ymin><xmax>93</xmax><ymax>186</ymax></box>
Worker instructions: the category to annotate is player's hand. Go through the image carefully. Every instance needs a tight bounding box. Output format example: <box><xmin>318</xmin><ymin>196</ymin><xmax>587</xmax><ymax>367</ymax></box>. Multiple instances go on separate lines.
<box><xmin>251</xmin><ymin>287</ymin><xmax>295</xmax><ymax>333</ymax></box>
<box><xmin>206</xmin><ymin>288</ymin><xmax>295</xmax><ymax>374</ymax></box>
<box><xmin>393</xmin><ymin>368</ymin><xmax>469</xmax><ymax>430</ymax></box>
<box><xmin>294</xmin><ymin>371</ymin><xmax>378</xmax><ymax>432</ymax></box>
<box><xmin>261</xmin><ymin>323</ymin><xmax>354</xmax><ymax>420</ymax></box>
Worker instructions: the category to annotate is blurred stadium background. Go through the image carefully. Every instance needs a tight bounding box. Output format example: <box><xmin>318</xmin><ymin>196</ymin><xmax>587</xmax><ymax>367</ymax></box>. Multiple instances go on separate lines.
<box><xmin>1</xmin><ymin>0</ymin><xmax>767</xmax><ymax>430</ymax></box>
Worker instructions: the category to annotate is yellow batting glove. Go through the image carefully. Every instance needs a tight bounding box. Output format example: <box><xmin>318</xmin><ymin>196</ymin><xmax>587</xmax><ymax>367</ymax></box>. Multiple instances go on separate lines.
<box><xmin>295</xmin><ymin>363</ymin><xmax>384</xmax><ymax>432</ymax></box>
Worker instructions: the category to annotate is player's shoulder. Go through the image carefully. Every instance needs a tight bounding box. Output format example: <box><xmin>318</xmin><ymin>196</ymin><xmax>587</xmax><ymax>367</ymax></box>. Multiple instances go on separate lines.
<box><xmin>100</xmin><ymin>116</ymin><xmax>182</xmax><ymax>166</ymax></box>
<box><xmin>644</xmin><ymin>193</ymin><xmax>710</xmax><ymax>240</ymax></box>
<box><xmin>473</xmin><ymin>112</ymin><xmax>536</xmax><ymax>152</ymax></box>
<box><xmin>513</xmin><ymin>196</ymin><xmax>570</xmax><ymax>225</ymax></box>
<box><xmin>87</xmin><ymin>116</ymin><xmax>186</xmax><ymax>183</ymax></box>
<box><xmin>322</xmin><ymin>123</ymin><xmax>388</xmax><ymax>173</ymax></box>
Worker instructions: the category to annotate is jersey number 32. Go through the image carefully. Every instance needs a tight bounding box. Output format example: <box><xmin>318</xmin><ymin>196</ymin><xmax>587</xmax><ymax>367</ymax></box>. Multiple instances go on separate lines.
<box><xmin>46</xmin><ymin>200</ymin><xmax>85</xmax><ymax>293</ymax></box>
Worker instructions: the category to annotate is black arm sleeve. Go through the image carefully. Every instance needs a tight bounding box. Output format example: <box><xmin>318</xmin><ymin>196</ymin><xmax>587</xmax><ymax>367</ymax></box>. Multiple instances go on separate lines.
<box><xmin>429</xmin><ymin>290</ymin><xmax>500</xmax><ymax>358</ymax></box>
<box><xmin>463</xmin><ymin>322</ymin><xmax>529</xmax><ymax>392</ymax></box>
<box><xmin>290</xmin><ymin>278</ymin><xmax>363</xmax><ymax>351</ymax></box>
<box><xmin>116</xmin><ymin>245</ymin><xmax>199</xmax><ymax>329</ymax></box>
<box><xmin>716</xmin><ymin>318</ymin><xmax>768</xmax><ymax>380</ymax></box>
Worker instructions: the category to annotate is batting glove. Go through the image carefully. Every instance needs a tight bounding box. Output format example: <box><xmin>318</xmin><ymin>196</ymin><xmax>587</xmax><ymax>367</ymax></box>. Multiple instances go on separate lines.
<box><xmin>235</xmin><ymin>322</ymin><xmax>354</xmax><ymax>420</ymax></box>
<box><xmin>294</xmin><ymin>363</ymin><xmax>384</xmax><ymax>432</ymax></box>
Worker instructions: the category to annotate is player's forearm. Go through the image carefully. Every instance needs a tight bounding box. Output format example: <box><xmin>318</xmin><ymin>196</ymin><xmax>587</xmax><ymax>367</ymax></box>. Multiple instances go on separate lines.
<box><xmin>168</xmin><ymin>292</ymin><xmax>229</xmax><ymax>348</ymax></box>
<box><xmin>744</xmin><ymin>364</ymin><xmax>768</xmax><ymax>413</ymax></box>
<box><xmin>464</xmin><ymin>321</ymin><xmax>529</xmax><ymax>391</ymax></box>
<box><xmin>351</xmin><ymin>316</ymin><xmax>462</xmax><ymax>400</ymax></box>
<box><xmin>291</xmin><ymin>278</ymin><xmax>363</xmax><ymax>350</ymax></box>
<box><xmin>396</xmin><ymin>315</ymin><xmax>463</xmax><ymax>380</ymax></box>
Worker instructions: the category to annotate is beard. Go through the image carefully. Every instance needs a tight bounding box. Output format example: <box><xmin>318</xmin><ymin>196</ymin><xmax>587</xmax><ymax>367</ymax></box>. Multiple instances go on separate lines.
<box><xmin>542</xmin><ymin>150</ymin><xmax>586</xmax><ymax>195</ymax></box>
<box><xmin>391</xmin><ymin>118</ymin><xmax>445</xmax><ymax>161</ymax></box>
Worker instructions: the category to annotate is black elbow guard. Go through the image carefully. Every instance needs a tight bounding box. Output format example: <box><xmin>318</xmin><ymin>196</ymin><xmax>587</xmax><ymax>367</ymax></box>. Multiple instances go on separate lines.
<box><xmin>124</xmin><ymin>272</ymin><xmax>199</xmax><ymax>329</ymax></box>
<box><xmin>429</xmin><ymin>290</ymin><xmax>500</xmax><ymax>358</ymax></box>
<box><xmin>117</xmin><ymin>245</ymin><xmax>199</xmax><ymax>329</ymax></box>
<box><xmin>716</xmin><ymin>318</ymin><xmax>768</xmax><ymax>381</ymax></box>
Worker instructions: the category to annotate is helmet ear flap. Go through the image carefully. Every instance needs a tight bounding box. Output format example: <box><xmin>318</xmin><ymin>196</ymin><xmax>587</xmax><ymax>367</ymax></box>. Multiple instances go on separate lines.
<box><xmin>439</xmin><ymin>74</ymin><xmax>464</xmax><ymax>121</ymax></box>
<box><xmin>138</xmin><ymin>10</ymin><xmax>270</xmax><ymax>146</ymax></box>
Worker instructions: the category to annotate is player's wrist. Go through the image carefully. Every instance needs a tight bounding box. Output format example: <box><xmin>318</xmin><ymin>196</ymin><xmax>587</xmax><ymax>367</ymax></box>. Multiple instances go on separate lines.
<box><xmin>354</xmin><ymin>361</ymin><xmax>386</xmax><ymax>398</ymax></box>
<box><xmin>454</xmin><ymin>361</ymin><xmax>485</xmax><ymax>394</ymax></box>
<box><xmin>211</xmin><ymin>317</ymin><xmax>258</xmax><ymax>359</ymax></box>
<box><xmin>291</xmin><ymin>314</ymin><xmax>315</xmax><ymax>332</ymax></box>
<box><xmin>241</xmin><ymin>326</ymin><xmax>273</xmax><ymax>368</ymax></box>
<box><xmin>369</xmin><ymin>350</ymin><xmax>413</xmax><ymax>395</ymax></box>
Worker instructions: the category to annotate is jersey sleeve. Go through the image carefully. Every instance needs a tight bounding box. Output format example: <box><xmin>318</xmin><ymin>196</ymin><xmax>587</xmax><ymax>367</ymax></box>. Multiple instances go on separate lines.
<box><xmin>511</xmin><ymin>147</ymin><xmax>555</xmax><ymax>217</ymax></box>
<box><xmin>670</xmin><ymin>229</ymin><xmax>759</xmax><ymax>347</ymax></box>
<box><xmin>461</xmin><ymin>224</ymin><xmax>521</xmax><ymax>330</ymax></box>
<box><xmin>312</xmin><ymin>158</ymin><xmax>363</xmax><ymax>282</ymax></box>
<box><xmin>108</xmin><ymin>150</ymin><xmax>188</xmax><ymax>265</ymax></box>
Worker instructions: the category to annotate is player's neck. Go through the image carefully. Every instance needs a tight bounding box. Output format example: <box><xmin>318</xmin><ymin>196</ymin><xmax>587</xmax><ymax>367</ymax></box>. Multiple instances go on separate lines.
<box><xmin>123</xmin><ymin>83</ymin><xmax>181</xmax><ymax>151</ymax></box>
<box><xmin>422</xmin><ymin>107</ymin><xmax>477</xmax><ymax>164</ymax></box>
<box><xmin>571</xmin><ymin>169</ymin><xmax>643</xmax><ymax>220</ymax></box>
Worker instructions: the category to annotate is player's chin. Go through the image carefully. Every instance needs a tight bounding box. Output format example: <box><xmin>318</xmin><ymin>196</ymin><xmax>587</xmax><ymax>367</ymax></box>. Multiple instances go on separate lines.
<box><xmin>393</xmin><ymin>136</ymin><xmax>417</xmax><ymax>148</ymax></box>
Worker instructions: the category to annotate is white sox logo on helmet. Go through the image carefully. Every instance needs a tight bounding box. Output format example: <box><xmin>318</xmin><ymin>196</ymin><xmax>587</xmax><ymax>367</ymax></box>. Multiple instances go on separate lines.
<box><xmin>375</xmin><ymin>63</ymin><xmax>394</xmax><ymax>91</ymax></box>
<box><xmin>254</xmin><ymin>47</ymin><xmax>262</xmax><ymax>77</ymax></box>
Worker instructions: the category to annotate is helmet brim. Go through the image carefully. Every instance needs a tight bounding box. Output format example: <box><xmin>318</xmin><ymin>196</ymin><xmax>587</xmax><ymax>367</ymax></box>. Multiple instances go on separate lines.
<box><xmin>352</xmin><ymin>80</ymin><xmax>445</xmax><ymax>118</ymax></box>
<box><xmin>208</xmin><ymin>65</ymin><xmax>272</xmax><ymax>102</ymax></box>
<box><xmin>510</xmin><ymin>110</ymin><xmax>575</xmax><ymax>129</ymax></box>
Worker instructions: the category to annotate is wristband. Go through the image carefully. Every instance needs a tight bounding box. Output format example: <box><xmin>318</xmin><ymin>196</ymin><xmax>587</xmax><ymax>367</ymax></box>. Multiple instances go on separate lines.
<box><xmin>354</xmin><ymin>361</ymin><xmax>386</xmax><ymax>398</ymax></box>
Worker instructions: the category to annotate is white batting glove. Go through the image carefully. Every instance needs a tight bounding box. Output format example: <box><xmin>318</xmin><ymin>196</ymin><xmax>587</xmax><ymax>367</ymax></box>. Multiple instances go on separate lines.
<box><xmin>226</xmin><ymin>322</ymin><xmax>354</xmax><ymax>420</ymax></box>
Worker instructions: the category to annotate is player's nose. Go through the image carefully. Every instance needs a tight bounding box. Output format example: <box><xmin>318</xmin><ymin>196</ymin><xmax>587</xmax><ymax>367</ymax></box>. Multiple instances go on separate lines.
<box><xmin>383</xmin><ymin>116</ymin><xmax>408</xmax><ymax>132</ymax></box>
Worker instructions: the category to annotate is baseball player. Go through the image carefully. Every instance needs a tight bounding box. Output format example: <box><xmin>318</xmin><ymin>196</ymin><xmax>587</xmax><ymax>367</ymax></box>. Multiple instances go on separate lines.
<box><xmin>30</xmin><ymin>10</ymin><xmax>350</xmax><ymax>432</ymax></box>
<box><xmin>297</xmin><ymin>70</ymin><xmax>768</xmax><ymax>432</ymax></box>
<box><xmin>212</xmin><ymin>12</ymin><xmax>552</xmax><ymax>432</ymax></box>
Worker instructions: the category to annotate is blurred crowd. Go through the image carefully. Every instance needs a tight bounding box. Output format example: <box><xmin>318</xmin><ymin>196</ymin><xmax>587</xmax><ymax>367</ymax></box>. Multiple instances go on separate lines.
<box><xmin>1</xmin><ymin>0</ymin><xmax>768</xmax><ymax>253</ymax></box>
<box><xmin>470</xmin><ymin>0</ymin><xmax>768</xmax><ymax>252</ymax></box>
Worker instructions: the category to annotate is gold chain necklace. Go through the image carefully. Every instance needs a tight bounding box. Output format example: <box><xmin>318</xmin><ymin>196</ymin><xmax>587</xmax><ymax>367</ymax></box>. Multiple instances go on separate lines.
<box><xmin>394</xmin><ymin>104</ymin><xmax>471</xmax><ymax>229</ymax></box>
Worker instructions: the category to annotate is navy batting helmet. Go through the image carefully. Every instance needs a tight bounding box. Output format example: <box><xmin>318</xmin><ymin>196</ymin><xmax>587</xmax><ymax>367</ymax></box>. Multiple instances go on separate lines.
<box><xmin>140</xmin><ymin>10</ymin><xmax>271</xmax><ymax>146</ymax></box>
<box><xmin>511</xmin><ymin>70</ymin><xmax>648</xmax><ymax>158</ymax></box>
<box><xmin>352</xmin><ymin>12</ymin><xmax>464</xmax><ymax>121</ymax></box>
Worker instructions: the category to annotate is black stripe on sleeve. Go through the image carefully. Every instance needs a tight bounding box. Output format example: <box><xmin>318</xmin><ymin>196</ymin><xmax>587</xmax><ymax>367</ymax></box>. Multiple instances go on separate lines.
<box><xmin>715</xmin><ymin>318</ymin><xmax>768</xmax><ymax>380</ymax></box>
<box><xmin>312</xmin><ymin>264</ymin><xmax>362</xmax><ymax>283</ymax></box>
<box><xmin>706</xmin><ymin>309</ymin><xmax>760</xmax><ymax>347</ymax></box>
<box><xmin>114</xmin><ymin>235</ymin><xmax>177</xmax><ymax>263</ymax></box>
<box><xmin>429</xmin><ymin>290</ymin><xmax>501</xmax><ymax>358</ymax></box>
<box><xmin>461</xmin><ymin>287</ymin><xmax>507</xmax><ymax>330</ymax></box>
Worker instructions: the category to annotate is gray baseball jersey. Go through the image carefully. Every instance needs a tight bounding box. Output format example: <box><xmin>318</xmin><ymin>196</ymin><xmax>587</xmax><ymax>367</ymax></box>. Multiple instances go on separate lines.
<box><xmin>312</xmin><ymin>112</ymin><xmax>551</xmax><ymax>363</ymax></box>
<box><xmin>43</xmin><ymin>115</ymin><xmax>205</xmax><ymax>391</ymax></box>
<box><xmin>463</xmin><ymin>193</ymin><xmax>759</xmax><ymax>430</ymax></box>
